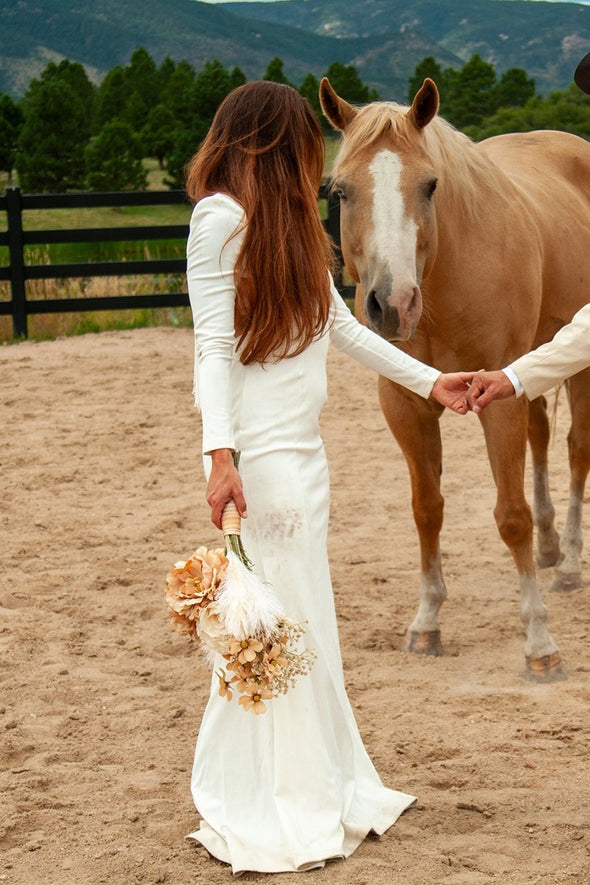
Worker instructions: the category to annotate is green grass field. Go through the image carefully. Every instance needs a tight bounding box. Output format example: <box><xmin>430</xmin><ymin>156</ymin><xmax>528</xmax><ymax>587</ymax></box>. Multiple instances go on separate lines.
<box><xmin>0</xmin><ymin>143</ymin><xmax>342</xmax><ymax>343</ymax></box>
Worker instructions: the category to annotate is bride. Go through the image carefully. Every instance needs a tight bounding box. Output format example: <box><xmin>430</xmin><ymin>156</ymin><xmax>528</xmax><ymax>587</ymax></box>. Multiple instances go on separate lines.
<box><xmin>183</xmin><ymin>79</ymin><xmax>472</xmax><ymax>874</ymax></box>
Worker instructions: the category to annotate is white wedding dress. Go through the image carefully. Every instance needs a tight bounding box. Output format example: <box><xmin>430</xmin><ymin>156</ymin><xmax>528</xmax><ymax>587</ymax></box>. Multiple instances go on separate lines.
<box><xmin>186</xmin><ymin>193</ymin><xmax>439</xmax><ymax>874</ymax></box>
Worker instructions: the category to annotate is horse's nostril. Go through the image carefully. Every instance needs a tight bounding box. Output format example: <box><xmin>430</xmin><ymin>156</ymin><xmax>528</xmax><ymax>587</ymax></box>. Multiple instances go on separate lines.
<box><xmin>366</xmin><ymin>290</ymin><xmax>400</xmax><ymax>337</ymax></box>
<box><xmin>366</xmin><ymin>290</ymin><xmax>382</xmax><ymax>324</ymax></box>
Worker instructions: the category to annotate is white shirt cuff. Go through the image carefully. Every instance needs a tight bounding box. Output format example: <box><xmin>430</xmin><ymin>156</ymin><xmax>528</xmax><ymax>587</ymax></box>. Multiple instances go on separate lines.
<box><xmin>503</xmin><ymin>366</ymin><xmax>524</xmax><ymax>397</ymax></box>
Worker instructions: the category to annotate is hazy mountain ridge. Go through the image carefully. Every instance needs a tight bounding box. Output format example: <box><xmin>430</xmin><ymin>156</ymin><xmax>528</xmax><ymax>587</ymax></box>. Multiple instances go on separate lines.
<box><xmin>223</xmin><ymin>0</ymin><xmax>590</xmax><ymax>93</ymax></box>
<box><xmin>0</xmin><ymin>0</ymin><xmax>588</xmax><ymax>98</ymax></box>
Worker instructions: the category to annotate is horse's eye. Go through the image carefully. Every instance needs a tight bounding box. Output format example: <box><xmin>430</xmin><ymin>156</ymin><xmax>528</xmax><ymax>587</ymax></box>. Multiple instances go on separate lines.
<box><xmin>335</xmin><ymin>185</ymin><xmax>347</xmax><ymax>202</ymax></box>
<box><xmin>427</xmin><ymin>178</ymin><xmax>438</xmax><ymax>200</ymax></box>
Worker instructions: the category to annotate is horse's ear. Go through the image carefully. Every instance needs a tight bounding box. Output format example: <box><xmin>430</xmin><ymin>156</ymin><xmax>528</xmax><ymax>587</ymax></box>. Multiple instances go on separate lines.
<box><xmin>319</xmin><ymin>77</ymin><xmax>358</xmax><ymax>131</ymax></box>
<box><xmin>407</xmin><ymin>78</ymin><xmax>439</xmax><ymax>130</ymax></box>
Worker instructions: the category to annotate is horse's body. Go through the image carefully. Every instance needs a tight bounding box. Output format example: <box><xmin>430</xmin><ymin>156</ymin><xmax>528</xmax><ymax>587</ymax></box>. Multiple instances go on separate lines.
<box><xmin>320</xmin><ymin>77</ymin><xmax>590</xmax><ymax>679</ymax></box>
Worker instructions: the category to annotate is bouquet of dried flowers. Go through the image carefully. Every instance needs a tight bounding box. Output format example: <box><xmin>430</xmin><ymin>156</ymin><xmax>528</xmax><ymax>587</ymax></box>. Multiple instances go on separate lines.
<box><xmin>165</xmin><ymin>487</ymin><xmax>315</xmax><ymax>715</ymax></box>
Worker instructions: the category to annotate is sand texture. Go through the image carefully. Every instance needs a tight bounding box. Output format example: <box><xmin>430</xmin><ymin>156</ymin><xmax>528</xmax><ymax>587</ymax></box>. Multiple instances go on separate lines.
<box><xmin>2</xmin><ymin>327</ymin><xmax>589</xmax><ymax>884</ymax></box>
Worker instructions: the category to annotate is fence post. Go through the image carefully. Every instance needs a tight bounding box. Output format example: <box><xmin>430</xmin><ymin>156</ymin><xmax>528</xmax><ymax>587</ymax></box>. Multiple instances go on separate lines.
<box><xmin>6</xmin><ymin>186</ymin><xmax>27</xmax><ymax>339</ymax></box>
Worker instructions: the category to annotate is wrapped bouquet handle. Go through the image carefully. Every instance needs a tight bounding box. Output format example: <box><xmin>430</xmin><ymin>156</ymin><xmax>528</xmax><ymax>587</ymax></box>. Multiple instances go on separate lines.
<box><xmin>221</xmin><ymin>500</ymin><xmax>241</xmax><ymax>537</ymax></box>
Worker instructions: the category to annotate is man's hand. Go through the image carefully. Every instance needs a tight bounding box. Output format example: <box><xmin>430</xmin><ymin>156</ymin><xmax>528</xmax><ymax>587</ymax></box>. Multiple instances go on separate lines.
<box><xmin>431</xmin><ymin>372</ymin><xmax>475</xmax><ymax>414</ymax></box>
<box><xmin>466</xmin><ymin>370</ymin><xmax>515</xmax><ymax>413</ymax></box>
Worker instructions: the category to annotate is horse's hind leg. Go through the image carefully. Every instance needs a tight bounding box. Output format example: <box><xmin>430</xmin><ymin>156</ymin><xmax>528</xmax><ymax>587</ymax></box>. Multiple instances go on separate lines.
<box><xmin>479</xmin><ymin>398</ymin><xmax>565</xmax><ymax>681</ymax></box>
<box><xmin>527</xmin><ymin>396</ymin><xmax>561</xmax><ymax>568</ymax></box>
<box><xmin>378</xmin><ymin>377</ymin><xmax>445</xmax><ymax>656</ymax></box>
<box><xmin>552</xmin><ymin>370</ymin><xmax>590</xmax><ymax>592</ymax></box>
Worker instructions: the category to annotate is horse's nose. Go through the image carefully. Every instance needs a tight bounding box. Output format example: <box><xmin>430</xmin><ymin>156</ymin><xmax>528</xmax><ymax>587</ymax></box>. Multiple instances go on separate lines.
<box><xmin>366</xmin><ymin>289</ymin><xmax>400</xmax><ymax>338</ymax></box>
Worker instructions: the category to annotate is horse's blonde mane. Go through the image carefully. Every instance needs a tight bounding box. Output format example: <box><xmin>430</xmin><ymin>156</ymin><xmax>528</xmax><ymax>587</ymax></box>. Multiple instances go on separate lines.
<box><xmin>331</xmin><ymin>101</ymin><xmax>510</xmax><ymax>220</ymax></box>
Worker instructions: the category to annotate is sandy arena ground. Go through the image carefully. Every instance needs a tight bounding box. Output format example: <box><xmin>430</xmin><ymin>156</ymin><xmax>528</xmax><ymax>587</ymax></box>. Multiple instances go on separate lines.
<box><xmin>1</xmin><ymin>327</ymin><xmax>589</xmax><ymax>885</ymax></box>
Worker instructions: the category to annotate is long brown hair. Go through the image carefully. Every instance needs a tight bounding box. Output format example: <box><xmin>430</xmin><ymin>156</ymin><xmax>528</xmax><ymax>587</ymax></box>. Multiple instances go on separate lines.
<box><xmin>185</xmin><ymin>81</ymin><xmax>334</xmax><ymax>364</ymax></box>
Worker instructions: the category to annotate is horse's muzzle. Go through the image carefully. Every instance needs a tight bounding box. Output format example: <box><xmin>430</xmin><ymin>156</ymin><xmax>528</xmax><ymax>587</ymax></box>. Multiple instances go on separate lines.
<box><xmin>365</xmin><ymin>285</ymin><xmax>422</xmax><ymax>341</ymax></box>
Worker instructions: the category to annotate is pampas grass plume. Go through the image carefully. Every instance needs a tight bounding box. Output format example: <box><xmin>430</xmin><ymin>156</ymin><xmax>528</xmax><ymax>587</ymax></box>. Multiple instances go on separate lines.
<box><xmin>214</xmin><ymin>550</ymin><xmax>285</xmax><ymax>640</ymax></box>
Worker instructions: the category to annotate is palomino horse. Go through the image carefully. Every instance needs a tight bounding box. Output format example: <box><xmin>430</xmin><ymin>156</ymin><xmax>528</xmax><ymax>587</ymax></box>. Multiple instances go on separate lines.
<box><xmin>320</xmin><ymin>76</ymin><xmax>590</xmax><ymax>680</ymax></box>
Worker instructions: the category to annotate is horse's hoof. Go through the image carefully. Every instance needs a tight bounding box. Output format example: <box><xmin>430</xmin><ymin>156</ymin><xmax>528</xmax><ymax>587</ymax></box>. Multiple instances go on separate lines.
<box><xmin>525</xmin><ymin>652</ymin><xmax>567</xmax><ymax>682</ymax></box>
<box><xmin>551</xmin><ymin>572</ymin><xmax>582</xmax><ymax>593</ymax></box>
<box><xmin>402</xmin><ymin>630</ymin><xmax>443</xmax><ymax>656</ymax></box>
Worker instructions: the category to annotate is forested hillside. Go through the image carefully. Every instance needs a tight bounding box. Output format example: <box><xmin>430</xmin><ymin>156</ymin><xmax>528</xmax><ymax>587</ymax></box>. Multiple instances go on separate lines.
<box><xmin>223</xmin><ymin>0</ymin><xmax>590</xmax><ymax>94</ymax></box>
<box><xmin>1</xmin><ymin>0</ymin><xmax>589</xmax><ymax>98</ymax></box>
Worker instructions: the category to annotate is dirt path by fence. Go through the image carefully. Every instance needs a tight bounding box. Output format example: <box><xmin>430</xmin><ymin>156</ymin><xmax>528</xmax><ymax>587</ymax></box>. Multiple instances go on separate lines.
<box><xmin>1</xmin><ymin>327</ymin><xmax>589</xmax><ymax>884</ymax></box>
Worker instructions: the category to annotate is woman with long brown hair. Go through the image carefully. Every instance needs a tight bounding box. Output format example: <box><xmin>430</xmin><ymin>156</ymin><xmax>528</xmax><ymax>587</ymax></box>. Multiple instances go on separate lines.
<box><xmin>184</xmin><ymin>80</ymin><xmax>472</xmax><ymax>874</ymax></box>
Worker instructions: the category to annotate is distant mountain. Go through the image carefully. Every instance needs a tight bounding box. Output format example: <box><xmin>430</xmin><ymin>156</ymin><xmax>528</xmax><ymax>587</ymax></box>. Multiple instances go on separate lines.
<box><xmin>222</xmin><ymin>0</ymin><xmax>590</xmax><ymax>95</ymax></box>
<box><xmin>0</xmin><ymin>0</ymin><xmax>588</xmax><ymax>99</ymax></box>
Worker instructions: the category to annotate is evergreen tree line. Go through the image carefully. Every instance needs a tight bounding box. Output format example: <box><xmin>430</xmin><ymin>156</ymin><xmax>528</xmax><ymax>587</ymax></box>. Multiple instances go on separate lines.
<box><xmin>0</xmin><ymin>50</ymin><xmax>377</xmax><ymax>194</ymax></box>
<box><xmin>408</xmin><ymin>54</ymin><xmax>590</xmax><ymax>140</ymax></box>
<box><xmin>1</xmin><ymin>47</ymin><xmax>590</xmax><ymax>194</ymax></box>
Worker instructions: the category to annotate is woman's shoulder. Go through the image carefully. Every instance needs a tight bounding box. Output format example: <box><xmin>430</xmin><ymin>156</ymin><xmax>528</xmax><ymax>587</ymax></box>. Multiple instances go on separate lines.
<box><xmin>190</xmin><ymin>192</ymin><xmax>244</xmax><ymax>227</ymax></box>
<box><xmin>187</xmin><ymin>193</ymin><xmax>246</xmax><ymax>258</ymax></box>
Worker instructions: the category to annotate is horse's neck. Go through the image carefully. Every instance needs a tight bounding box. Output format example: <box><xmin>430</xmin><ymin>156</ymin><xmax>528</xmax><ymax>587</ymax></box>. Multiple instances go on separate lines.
<box><xmin>431</xmin><ymin>130</ymin><xmax>515</xmax><ymax>229</ymax></box>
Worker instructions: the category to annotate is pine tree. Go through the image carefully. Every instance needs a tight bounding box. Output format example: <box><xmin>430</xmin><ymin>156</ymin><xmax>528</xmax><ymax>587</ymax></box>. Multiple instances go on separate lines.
<box><xmin>263</xmin><ymin>57</ymin><xmax>292</xmax><ymax>87</ymax></box>
<box><xmin>0</xmin><ymin>94</ymin><xmax>23</xmax><ymax>180</ymax></box>
<box><xmin>85</xmin><ymin>120</ymin><xmax>147</xmax><ymax>191</ymax></box>
<box><xmin>323</xmin><ymin>62</ymin><xmax>379</xmax><ymax>104</ymax></box>
<box><xmin>17</xmin><ymin>62</ymin><xmax>94</xmax><ymax>191</ymax></box>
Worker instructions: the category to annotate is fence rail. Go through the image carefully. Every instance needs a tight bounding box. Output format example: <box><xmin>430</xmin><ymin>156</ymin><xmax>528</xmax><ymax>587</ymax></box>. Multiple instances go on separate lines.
<box><xmin>0</xmin><ymin>185</ymin><xmax>351</xmax><ymax>339</ymax></box>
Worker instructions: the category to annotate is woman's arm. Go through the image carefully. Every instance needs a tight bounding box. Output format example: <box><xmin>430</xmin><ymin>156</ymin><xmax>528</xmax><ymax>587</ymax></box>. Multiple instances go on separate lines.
<box><xmin>187</xmin><ymin>194</ymin><xmax>247</xmax><ymax>526</ymax></box>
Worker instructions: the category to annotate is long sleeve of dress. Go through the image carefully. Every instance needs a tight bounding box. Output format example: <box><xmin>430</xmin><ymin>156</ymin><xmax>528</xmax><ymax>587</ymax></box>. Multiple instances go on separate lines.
<box><xmin>186</xmin><ymin>194</ymin><xmax>245</xmax><ymax>454</ymax></box>
<box><xmin>507</xmin><ymin>302</ymin><xmax>590</xmax><ymax>400</ymax></box>
<box><xmin>328</xmin><ymin>282</ymin><xmax>440</xmax><ymax>399</ymax></box>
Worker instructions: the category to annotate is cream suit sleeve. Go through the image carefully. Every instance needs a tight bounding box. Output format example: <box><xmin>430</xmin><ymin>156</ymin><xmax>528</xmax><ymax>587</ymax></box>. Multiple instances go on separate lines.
<box><xmin>328</xmin><ymin>281</ymin><xmax>440</xmax><ymax>399</ymax></box>
<box><xmin>186</xmin><ymin>193</ymin><xmax>245</xmax><ymax>454</ymax></box>
<box><xmin>507</xmin><ymin>302</ymin><xmax>590</xmax><ymax>400</ymax></box>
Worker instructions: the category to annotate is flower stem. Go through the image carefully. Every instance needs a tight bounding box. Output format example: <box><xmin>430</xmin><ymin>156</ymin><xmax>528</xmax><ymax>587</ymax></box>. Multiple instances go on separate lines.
<box><xmin>225</xmin><ymin>532</ymin><xmax>254</xmax><ymax>570</ymax></box>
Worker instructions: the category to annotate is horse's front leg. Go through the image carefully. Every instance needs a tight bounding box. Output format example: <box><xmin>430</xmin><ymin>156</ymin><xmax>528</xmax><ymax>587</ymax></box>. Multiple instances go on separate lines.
<box><xmin>479</xmin><ymin>399</ymin><xmax>565</xmax><ymax>681</ymax></box>
<box><xmin>378</xmin><ymin>376</ymin><xmax>446</xmax><ymax>656</ymax></box>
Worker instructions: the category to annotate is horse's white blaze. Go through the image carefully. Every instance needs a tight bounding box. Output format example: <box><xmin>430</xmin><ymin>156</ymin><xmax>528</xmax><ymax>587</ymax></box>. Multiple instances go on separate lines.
<box><xmin>368</xmin><ymin>150</ymin><xmax>417</xmax><ymax>286</ymax></box>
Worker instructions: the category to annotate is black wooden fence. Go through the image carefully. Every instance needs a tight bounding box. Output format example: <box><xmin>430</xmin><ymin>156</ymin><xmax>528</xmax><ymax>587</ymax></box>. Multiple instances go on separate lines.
<box><xmin>0</xmin><ymin>185</ymin><xmax>351</xmax><ymax>339</ymax></box>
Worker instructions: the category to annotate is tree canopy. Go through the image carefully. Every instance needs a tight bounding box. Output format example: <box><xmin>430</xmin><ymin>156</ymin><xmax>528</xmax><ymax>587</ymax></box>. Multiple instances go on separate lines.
<box><xmin>3</xmin><ymin>47</ymin><xmax>590</xmax><ymax>193</ymax></box>
<box><xmin>84</xmin><ymin>120</ymin><xmax>147</xmax><ymax>191</ymax></box>
<box><xmin>16</xmin><ymin>60</ymin><xmax>94</xmax><ymax>191</ymax></box>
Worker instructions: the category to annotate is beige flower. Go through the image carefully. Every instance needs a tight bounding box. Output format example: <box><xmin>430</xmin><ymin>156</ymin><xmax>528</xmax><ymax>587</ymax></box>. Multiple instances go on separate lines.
<box><xmin>227</xmin><ymin>637</ymin><xmax>264</xmax><ymax>664</ymax></box>
<box><xmin>165</xmin><ymin>547</ymin><xmax>228</xmax><ymax>640</ymax></box>
<box><xmin>264</xmin><ymin>643</ymin><xmax>288</xmax><ymax>670</ymax></box>
<box><xmin>238</xmin><ymin>684</ymin><xmax>273</xmax><ymax>715</ymax></box>
<box><xmin>194</xmin><ymin>546</ymin><xmax>227</xmax><ymax>592</ymax></box>
<box><xmin>166</xmin><ymin>608</ymin><xmax>198</xmax><ymax>640</ymax></box>
<box><xmin>217</xmin><ymin>671</ymin><xmax>233</xmax><ymax>702</ymax></box>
